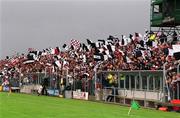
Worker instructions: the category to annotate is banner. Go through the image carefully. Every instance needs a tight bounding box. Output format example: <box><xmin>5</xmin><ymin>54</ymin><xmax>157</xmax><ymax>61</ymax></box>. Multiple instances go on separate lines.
<box><xmin>3</xmin><ymin>86</ymin><xmax>10</xmax><ymax>91</ymax></box>
<box><xmin>0</xmin><ymin>86</ymin><xmax>2</xmax><ymax>91</ymax></box>
<box><xmin>73</xmin><ymin>90</ymin><xmax>88</xmax><ymax>100</ymax></box>
<box><xmin>47</xmin><ymin>89</ymin><xmax>59</xmax><ymax>96</ymax></box>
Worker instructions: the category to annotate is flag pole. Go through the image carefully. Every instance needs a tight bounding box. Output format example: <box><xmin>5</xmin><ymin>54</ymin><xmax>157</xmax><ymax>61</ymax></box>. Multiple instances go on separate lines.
<box><xmin>128</xmin><ymin>89</ymin><xmax>135</xmax><ymax>115</ymax></box>
<box><xmin>128</xmin><ymin>107</ymin><xmax>132</xmax><ymax>115</ymax></box>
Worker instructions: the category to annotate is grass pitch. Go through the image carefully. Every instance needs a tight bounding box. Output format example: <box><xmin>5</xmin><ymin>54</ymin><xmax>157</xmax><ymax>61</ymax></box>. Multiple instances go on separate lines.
<box><xmin>0</xmin><ymin>92</ymin><xmax>179</xmax><ymax>118</ymax></box>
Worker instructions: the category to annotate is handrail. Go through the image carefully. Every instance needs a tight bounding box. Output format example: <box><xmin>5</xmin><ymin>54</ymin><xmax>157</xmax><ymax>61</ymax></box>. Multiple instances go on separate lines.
<box><xmin>104</xmin><ymin>87</ymin><xmax>162</xmax><ymax>105</ymax></box>
<box><xmin>177</xmin><ymin>63</ymin><xmax>180</xmax><ymax>73</ymax></box>
<box><xmin>100</xmin><ymin>70</ymin><xmax>163</xmax><ymax>73</ymax></box>
<box><xmin>163</xmin><ymin>62</ymin><xmax>171</xmax><ymax>101</ymax></box>
<box><xmin>94</xmin><ymin>61</ymin><xmax>103</xmax><ymax>90</ymax></box>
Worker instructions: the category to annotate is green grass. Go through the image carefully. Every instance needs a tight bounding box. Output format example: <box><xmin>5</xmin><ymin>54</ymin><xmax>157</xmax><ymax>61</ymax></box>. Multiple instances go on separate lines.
<box><xmin>0</xmin><ymin>92</ymin><xmax>179</xmax><ymax>118</ymax></box>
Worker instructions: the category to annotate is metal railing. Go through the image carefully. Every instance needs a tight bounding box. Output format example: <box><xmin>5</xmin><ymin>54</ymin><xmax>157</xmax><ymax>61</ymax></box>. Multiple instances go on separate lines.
<box><xmin>95</xmin><ymin>68</ymin><xmax>180</xmax><ymax>106</ymax></box>
<box><xmin>103</xmin><ymin>87</ymin><xmax>163</xmax><ymax>107</ymax></box>
<box><xmin>95</xmin><ymin>70</ymin><xmax>168</xmax><ymax>106</ymax></box>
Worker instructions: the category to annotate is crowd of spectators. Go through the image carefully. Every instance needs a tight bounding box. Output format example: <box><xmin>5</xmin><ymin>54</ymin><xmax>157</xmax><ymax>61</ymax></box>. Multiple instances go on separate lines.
<box><xmin>0</xmin><ymin>30</ymin><xmax>180</xmax><ymax>99</ymax></box>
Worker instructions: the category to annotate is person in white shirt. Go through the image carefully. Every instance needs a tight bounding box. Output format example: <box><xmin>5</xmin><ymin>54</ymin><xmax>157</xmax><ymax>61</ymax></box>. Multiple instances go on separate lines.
<box><xmin>37</xmin><ymin>85</ymin><xmax>43</xmax><ymax>96</ymax></box>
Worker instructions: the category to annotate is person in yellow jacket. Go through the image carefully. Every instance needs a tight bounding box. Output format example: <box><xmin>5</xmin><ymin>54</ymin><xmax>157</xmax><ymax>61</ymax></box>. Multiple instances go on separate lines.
<box><xmin>149</xmin><ymin>33</ymin><xmax>156</xmax><ymax>41</ymax></box>
<box><xmin>0</xmin><ymin>85</ymin><xmax>2</xmax><ymax>92</ymax></box>
<box><xmin>8</xmin><ymin>82</ymin><xmax>12</xmax><ymax>96</ymax></box>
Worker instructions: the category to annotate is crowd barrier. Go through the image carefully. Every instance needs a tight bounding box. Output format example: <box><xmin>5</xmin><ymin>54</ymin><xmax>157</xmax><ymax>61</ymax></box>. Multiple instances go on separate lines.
<box><xmin>0</xmin><ymin>69</ymin><xmax>179</xmax><ymax>110</ymax></box>
<box><xmin>93</xmin><ymin>70</ymin><xmax>180</xmax><ymax>109</ymax></box>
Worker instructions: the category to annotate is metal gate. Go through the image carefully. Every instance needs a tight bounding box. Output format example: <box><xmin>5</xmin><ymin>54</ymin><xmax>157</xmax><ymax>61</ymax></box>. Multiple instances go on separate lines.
<box><xmin>95</xmin><ymin>70</ymin><xmax>168</xmax><ymax>107</ymax></box>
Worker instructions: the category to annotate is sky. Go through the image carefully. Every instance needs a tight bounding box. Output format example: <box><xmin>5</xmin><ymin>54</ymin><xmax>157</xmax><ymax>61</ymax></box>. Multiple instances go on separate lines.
<box><xmin>0</xmin><ymin>0</ymin><xmax>151</xmax><ymax>59</ymax></box>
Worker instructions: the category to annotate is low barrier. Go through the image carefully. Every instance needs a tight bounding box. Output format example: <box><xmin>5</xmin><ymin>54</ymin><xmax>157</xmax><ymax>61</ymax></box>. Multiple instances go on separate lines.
<box><xmin>101</xmin><ymin>87</ymin><xmax>163</xmax><ymax>108</ymax></box>
<box><xmin>73</xmin><ymin>90</ymin><xmax>89</xmax><ymax>100</ymax></box>
<box><xmin>20</xmin><ymin>84</ymin><xmax>42</xmax><ymax>94</ymax></box>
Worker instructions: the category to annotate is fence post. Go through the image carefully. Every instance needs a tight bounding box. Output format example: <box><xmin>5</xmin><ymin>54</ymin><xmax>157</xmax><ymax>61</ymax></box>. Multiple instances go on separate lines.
<box><xmin>135</xmin><ymin>76</ymin><xmax>137</xmax><ymax>90</ymax></box>
<box><xmin>153</xmin><ymin>76</ymin><xmax>155</xmax><ymax>91</ymax></box>
<box><xmin>114</xmin><ymin>87</ymin><xmax>116</xmax><ymax>103</ymax></box>
<box><xmin>139</xmin><ymin>71</ymin><xmax>142</xmax><ymax>90</ymax></box>
<box><xmin>55</xmin><ymin>68</ymin><xmax>58</xmax><ymax>95</ymax></box>
<box><xmin>163</xmin><ymin>62</ymin><xmax>170</xmax><ymax>102</ymax></box>
<box><xmin>177</xmin><ymin>63</ymin><xmax>180</xmax><ymax>74</ymax></box>
<box><xmin>177</xmin><ymin>83</ymin><xmax>180</xmax><ymax>100</ymax></box>
<box><xmin>73</xmin><ymin>68</ymin><xmax>76</xmax><ymax>91</ymax></box>
<box><xmin>105</xmin><ymin>87</ymin><xmax>107</xmax><ymax>102</ymax></box>
<box><xmin>66</xmin><ymin>68</ymin><xmax>68</xmax><ymax>87</ymax></box>
<box><xmin>45</xmin><ymin>67</ymin><xmax>47</xmax><ymax>77</ymax></box>
<box><xmin>157</xmin><ymin>90</ymin><xmax>159</xmax><ymax>101</ymax></box>
<box><xmin>123</xmin><ymin>89</ymin><xmax>126</xmax><ymax>104</ymax></box>
<box><xmin>124</xmin><ymin>75</ymin><xmax>126</xmax><ymax>105</ymax></box>
<box><xmin>147</xmin><ymin>76</ymin><xmax>149</xmax><ymax>91</ymax></box>
<box><xmin>38</xmin><ymin>72</ymin><xmax>40</xmax><ymax>84</ymax></box>
<box><xmin>19</xmin><ymin>68</ymin><xmax>22</xmax><ymax>88</ymax></box>
<box><xmin>144</xmin><ymin>90</ymin><xmax>146</xmax><ymax>107</ymax></box>
<box><xmin>94</xmin><ymin>62</ymin><xmax>103</xmax><ymax>95</ymax></box>
<box><xmin>129</xmin><ymin>75</ymin><xmax>131</xmax><ymax>90</ymax></box>
<box><xmin>118</xmin><ymin>72</ymin><xmax>120</xmax><ymax>89</ymax></box>
<box><xmin>177</xmin><ymin>63</ymin><xmax>180</xmax><ymax>100</ymax></box>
